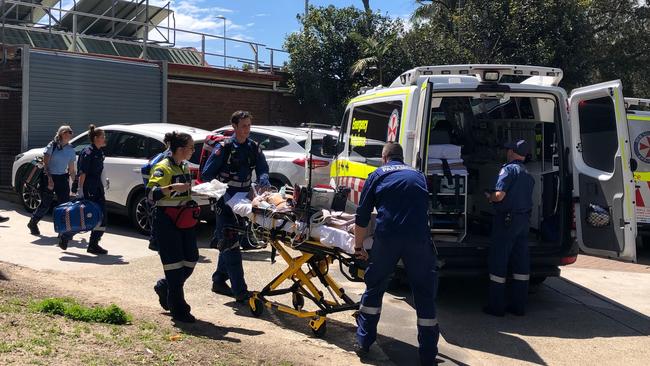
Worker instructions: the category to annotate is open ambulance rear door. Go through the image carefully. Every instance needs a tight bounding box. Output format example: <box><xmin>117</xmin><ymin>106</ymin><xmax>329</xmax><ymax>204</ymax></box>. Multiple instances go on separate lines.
<box><xmin>569</xmin><ymin>81</ymin><xmax>637</xmax><ymax>262</ymax></box>
<box><xmin>623</xmin><ymin>99</ymin><xmax>650</xmax><ymax>226</ymax></box>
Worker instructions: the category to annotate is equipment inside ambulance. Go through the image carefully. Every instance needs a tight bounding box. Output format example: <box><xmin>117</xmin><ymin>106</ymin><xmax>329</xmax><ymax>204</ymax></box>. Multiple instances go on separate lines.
<box><xmin>322</xmin><ymin>64</ymin><xmax>638</xmax><ymax>281</ymax></box>
<box><xmin>625</xmin><ymin>97</ymin><xmax>650</xmax><ymax>246</ymax></box>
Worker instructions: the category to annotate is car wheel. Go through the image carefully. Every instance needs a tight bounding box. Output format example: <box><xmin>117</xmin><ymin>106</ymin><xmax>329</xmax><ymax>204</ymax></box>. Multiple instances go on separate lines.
<box><xmin>130</xmin><ymin>191</ymin><xmax>151</xmax><ymax>235</ymax></box>
<box><xmin>21</xmin><ymin>181</ymin><xmax>41</xmax><ymax>213</ymax></box>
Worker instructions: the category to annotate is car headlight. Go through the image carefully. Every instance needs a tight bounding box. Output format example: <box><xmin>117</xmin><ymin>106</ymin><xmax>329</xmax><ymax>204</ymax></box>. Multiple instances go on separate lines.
<box><xmin>14</xmin><ymin>153</ymin><xmax>24</xmax><ymax>161</ymax></box>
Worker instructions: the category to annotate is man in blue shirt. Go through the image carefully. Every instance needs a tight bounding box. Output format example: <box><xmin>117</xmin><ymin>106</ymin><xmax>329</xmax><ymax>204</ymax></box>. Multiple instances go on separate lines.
<box><xmin>201</xmin><ymin>111</ymin><xmax>270</xmax><ymax>303</ymax></box>
<box><xmin>484</xmin><ymin>139</ymin><xmax>535</xmax><ymax>317</ymax></box>
<box><xmin>354</xmin><ymin>142</ymin><xmax>439</xmax><ymax>365</ymax></box>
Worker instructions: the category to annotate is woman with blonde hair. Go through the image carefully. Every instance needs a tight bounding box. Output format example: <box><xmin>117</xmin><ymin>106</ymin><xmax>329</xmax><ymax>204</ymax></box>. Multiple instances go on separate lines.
<box><xmin>27</xmin><ymin>125</ymin><xmax>77</xmax><ymax>247</ymax></box>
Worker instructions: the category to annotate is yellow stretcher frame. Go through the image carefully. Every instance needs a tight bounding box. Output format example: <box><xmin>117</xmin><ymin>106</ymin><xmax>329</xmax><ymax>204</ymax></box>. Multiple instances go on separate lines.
<box><xmin>248</xmin><ymin>237</ymin><xmax>362</xmax><ymax>337</ymax></box>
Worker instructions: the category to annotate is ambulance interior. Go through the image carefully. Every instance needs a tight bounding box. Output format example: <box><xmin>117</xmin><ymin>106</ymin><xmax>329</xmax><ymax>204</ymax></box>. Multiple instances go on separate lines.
<box><xmin>425</xmin><ymin>94</ymin><xmax>562</xmax><ymax>248</ymax></box>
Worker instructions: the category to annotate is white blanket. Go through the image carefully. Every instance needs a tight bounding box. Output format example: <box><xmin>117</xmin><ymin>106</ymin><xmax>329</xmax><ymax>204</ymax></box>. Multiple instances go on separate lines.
<box><xmin>225</xmin><ymin>193</ymin><xmax>364</xmax><ymax>254</ymax></box>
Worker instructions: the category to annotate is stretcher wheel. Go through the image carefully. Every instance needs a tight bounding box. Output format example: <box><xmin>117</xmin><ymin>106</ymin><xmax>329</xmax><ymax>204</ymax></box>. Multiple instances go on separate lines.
<box><xmin>309</xmin><ymin>317</ymin><xmax>327</xmax><ymax>338</ymax></box>
<box><xmin>249</xmin><ymin>297</ymin><xmax>264</xmax><ymax>317</ymax></box>
<box><xmin>292</xmin><ymin>293</ymin><xmax>305</xmax><ymax>311</ymax></box>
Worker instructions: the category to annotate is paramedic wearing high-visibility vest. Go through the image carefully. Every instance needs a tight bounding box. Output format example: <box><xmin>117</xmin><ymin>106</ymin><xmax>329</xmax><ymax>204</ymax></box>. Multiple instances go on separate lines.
<box><xmin>141</xmin><ymin>133</ymin><xmax>172</xmax><ymax>252</ymax></box>
<box><xmin>484</xmin><ymin>139</ymin><xmax>535</xmax><ymax>317</ymax></box>
<box><xmin>201</xmin><ymin>110</ymin><xmax>270</xmax><ymax>303</ymax></box>
<box><xmin>76</xmin><ymin>124</ymin><xmax>109</xmax><ymax>255</ymax></box>
<box><xmin>147</xmin><ymin>132</ymin><xmax>199</xmax><ymax>323</ymax></box>
<box><xmin>354</xmin><ymin>142</ymin><xmax>439</xmax><ymax>365</ymax></box>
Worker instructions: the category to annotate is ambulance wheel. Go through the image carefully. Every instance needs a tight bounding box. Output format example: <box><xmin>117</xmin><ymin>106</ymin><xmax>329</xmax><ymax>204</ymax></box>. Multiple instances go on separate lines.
<box><xmin>249</xmin><ymin>297</ymin><xmax>264</xmax><ymax>317</ymax></box>
<box><xmin>292</xmin><ymin>292</ymin><xmax>305</xmax><ymax>311</ymax></box>
<box><xmin>310</xmin><ymin>318</ymin><xmax>327</xmax><ymax>338</ymax></box>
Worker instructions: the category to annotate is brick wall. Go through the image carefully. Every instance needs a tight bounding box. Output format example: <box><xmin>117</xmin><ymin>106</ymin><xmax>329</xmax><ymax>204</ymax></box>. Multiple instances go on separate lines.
<box><xmin>167</xmin><ymin>81</ymin><xmax>307</xmax><ymax>130</ymax></box>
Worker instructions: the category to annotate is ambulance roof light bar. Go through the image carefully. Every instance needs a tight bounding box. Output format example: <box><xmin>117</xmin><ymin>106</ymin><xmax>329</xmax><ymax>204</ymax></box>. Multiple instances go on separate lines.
<box><xmin>625</xmin><ymin>98</ymin><xmax>650</xmax><ymax>109</ymax></box>
<box><xmin>391</xmin><ymin>64</ymin><xmax>564</xmax><ymax>87</ymax></box>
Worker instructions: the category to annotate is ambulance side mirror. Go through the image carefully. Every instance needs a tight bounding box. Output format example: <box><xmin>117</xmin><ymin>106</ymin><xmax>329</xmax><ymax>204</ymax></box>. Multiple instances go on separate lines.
<box><xmin>321</xmin><ymin>135</ymin><xmax>340</xmax><ymax>157</ymax></box>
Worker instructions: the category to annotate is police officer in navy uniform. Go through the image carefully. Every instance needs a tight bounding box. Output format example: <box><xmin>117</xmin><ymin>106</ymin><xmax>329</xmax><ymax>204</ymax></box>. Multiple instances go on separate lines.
<box><xmin>484</xmin><ymin>139</ymin><xmax>535</xmax><ymax>317</ymax></box>
<box><xmin>201</xmin><ymin>110</ymin><xmax>270</xmax><ymax>303</ymax></box>
<box><xmin>76</xmin><ymin>124</ymin><xmax>108</xmax><ymax>255</ymax></box>
<box><xmin>354</xmin><ymin>142</ymin><xmax>439</xmax><ymax>365</ymax></box>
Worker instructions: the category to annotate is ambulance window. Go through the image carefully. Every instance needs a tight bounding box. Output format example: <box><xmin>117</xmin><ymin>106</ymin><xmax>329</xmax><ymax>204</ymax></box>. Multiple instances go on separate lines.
<box><xmin>349</xmin><ymin>101</ymin><xmax>402</xmax><ymax>165</ymax></box>
<box><xmin>578</xmin><ymin>96</ymin><xmax>618</xmax><ymax>173</ymax></box>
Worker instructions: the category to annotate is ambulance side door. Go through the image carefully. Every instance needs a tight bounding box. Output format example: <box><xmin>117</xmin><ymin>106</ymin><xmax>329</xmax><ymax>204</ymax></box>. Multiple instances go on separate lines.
<box><xmin>569</xmin><ymin>80</ymin><xmax>637</xmax><ymax>261</ymax></box>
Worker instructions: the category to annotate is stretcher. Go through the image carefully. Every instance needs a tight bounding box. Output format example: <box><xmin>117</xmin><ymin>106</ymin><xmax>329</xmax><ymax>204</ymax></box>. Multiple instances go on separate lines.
<box><xmin>192</xmin><ymin>182</ymin><xmax>367</xmax><ymax>337</ymax></box>
<box><xmin>234</xmin><ymin>206</ymin><xmax>366</xmax><ymax>337</ymax></box>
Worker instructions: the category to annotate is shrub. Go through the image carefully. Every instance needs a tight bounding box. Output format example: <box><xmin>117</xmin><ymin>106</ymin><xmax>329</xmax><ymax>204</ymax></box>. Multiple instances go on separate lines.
<box><xmin>32</xmin><ymin>298</ymin><xmax>131</xmax><ymax>325</ymax></box>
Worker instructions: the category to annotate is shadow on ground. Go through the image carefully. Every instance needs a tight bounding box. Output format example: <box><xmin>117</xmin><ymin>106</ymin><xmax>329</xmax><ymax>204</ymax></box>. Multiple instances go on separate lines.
<box><xmin>388</xmin><ymin>276</ymin><xmax>650</xmax><ymax>366</ymax></box>
<box><xmin>173</xmin><ymin>318</ymin><xmax>264</xmax><ymax>343</ymax></box>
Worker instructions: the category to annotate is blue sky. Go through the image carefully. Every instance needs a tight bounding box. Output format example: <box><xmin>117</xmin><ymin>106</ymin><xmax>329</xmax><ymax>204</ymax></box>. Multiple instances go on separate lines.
<box><xmin>149</xmin><ymin>0</ymin><xmax>419</xmax><ymax>67</ymax></box>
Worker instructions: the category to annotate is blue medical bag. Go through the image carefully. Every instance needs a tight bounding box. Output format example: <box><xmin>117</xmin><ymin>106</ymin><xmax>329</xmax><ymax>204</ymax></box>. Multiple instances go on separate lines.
<box><xmin>53</xmin><ymin>200</ymin><xmax>103</xmax><ymax>234</ymax></box>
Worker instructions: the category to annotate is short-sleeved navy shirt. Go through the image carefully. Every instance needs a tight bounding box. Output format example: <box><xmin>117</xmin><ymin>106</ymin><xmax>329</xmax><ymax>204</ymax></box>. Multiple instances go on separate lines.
<box><xmin>493</xmin><ymin>160</ymin><xmax>534</xmax><ymax>214</ymax></box>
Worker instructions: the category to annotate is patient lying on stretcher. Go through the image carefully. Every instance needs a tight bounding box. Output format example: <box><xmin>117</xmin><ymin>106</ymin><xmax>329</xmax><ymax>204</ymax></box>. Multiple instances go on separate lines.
<box><xmin>228</xmin><ymin>189</ymin><xmax>373</xmax><ymax>254</ymax></box>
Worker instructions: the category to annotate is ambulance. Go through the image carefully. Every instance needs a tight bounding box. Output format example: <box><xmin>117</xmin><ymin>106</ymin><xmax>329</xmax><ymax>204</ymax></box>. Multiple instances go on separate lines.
<box><xmin>321</xmin><ymin>64</ymin><xmax>637</xmax><ymax>281</ymax></box>
<box><xmin>625</xmin><ymin>97</ymin><xmax>650</xmax><ymax>246</ymax></box>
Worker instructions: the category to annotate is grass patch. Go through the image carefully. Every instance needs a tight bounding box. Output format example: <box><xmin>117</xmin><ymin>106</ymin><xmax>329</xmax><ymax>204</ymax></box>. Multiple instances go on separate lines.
<box><xmin>31</xmin><ymin>298</ymin><xmax>132</xmax><ymax>325</ymax></box>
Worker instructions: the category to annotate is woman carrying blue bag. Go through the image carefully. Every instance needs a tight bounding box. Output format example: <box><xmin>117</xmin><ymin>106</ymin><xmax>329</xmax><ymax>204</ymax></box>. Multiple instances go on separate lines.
<box><xmin>27</xmin><ymin>125</ymin><xmax>77</xmax><ymax>247</ymax></box>
<box><xmin>74</xmin><ymin>124</ymin><xmax>109</xmax><ymax>255</ymax></box>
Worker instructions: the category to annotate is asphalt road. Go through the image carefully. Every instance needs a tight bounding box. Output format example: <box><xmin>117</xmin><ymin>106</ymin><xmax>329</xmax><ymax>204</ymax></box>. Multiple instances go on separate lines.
<box><xmin>1</xmin><ymin>198</ymin><xmax>649</xmax><ymax>365</ymax></box>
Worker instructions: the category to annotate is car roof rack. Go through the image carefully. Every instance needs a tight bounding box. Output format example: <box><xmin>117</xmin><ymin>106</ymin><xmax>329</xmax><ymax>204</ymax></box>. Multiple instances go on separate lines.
<box><xmin>390</xmin><ymin>64</ymin><xmax>564</xmax><ymax>87</ymax></box>
<box><xmin>625</xmin><ymin>97</ymin><xmax>650</xmax><ymax>109</ymax></box>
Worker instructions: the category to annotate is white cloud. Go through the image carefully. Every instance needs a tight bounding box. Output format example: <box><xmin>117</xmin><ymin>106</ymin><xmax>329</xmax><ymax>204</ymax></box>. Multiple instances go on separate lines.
<box><xmin>254</xmin><ymin>13</ymin><xmax>269</xmax><ymax>17</ymax></box>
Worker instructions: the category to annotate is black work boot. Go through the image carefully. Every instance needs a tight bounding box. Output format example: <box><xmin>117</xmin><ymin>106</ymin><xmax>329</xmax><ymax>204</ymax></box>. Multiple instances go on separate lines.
<box><xmin>27</xmin><ymin>219</ymin><xmax>40</xmax><ymax>236</ymax></box>
<box><xmin>153</xmin><ymin>281</ymin><xmax>169</xmax><ymax>311</ymax></box>
<box><xmin>211</xmin><ymin>281</ymin><xmax>233</xmax><ymax>297</ymax></box>
<box><xmin>58</xmin><ymin>236</ymin><xmax>69</xmax><ymax>250</ymax></box>
<box><xmin>87</xmin><ymin>238</ymin><xmax>108</xmax><ymax>255</ymax></box>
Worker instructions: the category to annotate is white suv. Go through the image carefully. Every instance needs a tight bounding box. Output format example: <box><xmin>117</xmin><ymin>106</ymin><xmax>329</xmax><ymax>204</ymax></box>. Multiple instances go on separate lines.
<box><xmin>212</xmin><ymin>125</ymin><xmax>340</xmax><ymax>188</ymax></box>
<box><xmin>12</xmin><ymin>123</ymin><xmax>212</xmax><ymax>234</ymax></box>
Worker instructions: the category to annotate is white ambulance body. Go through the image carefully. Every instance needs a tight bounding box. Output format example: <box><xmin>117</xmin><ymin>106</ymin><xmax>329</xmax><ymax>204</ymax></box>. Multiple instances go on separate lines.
<box><xmin>322</xmin><ymin>64</ymin><xmax>637</xmax><ymax>280</ymax></box>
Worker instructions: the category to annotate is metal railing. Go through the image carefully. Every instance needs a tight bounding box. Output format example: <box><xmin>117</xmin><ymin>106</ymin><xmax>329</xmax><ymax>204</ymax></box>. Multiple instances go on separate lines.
<box><xmin>0</xmin><ymin>0</ymin><xmax>288</xmax><ymax>72</ymax></box>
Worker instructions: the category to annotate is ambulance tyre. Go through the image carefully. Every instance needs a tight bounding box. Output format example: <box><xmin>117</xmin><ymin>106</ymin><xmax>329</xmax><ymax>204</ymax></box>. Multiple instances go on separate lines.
<box><xmin>292</xmin><ymin>292</ymin><xmax>305</xmax><ymax>311</ymax></box>
<box><xmin>249</xmin><ymin>298</ymin><xmax>264</xmax><ymax>317</ymax></box>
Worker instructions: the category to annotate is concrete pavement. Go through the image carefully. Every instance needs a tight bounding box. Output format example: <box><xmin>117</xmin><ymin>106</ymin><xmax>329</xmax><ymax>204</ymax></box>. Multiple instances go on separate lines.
<box><xmin>1</xmin><ymin>198</ymin><xmax>650</xmax><ymax>365</ymax></box>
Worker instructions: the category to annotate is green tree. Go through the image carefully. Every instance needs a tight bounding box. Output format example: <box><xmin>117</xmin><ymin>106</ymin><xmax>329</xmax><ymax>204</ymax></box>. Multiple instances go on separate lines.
<box><xmin>284</xmin><ymin>6</ymin><xmax>404</xmax><ymax>123</ymax></box>
<box><xmin>349</xmin><ymin>32</ymin><xmax>396</xmax><ymax>85</ymax></box>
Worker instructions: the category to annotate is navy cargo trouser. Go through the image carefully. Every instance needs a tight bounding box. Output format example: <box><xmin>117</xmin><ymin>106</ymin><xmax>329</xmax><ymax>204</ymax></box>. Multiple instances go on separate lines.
<box><xmin>488</xmin><ymin>212</ymin><xmax>530</xmax><ymax>314</ymax></box>
<box><xmin>154</xmin><ymin>208</ymin><xmax>199</xmax><ymax>316</ymax></box>
<box><xmin>357</xmin><ymin>235</ymin><xmax>439</xmax><ymax>366</ymax></box>
<box><xmin>32</xmin><ymin>173</ymin><xmax>72</xmax><ymax>241</ymax></box>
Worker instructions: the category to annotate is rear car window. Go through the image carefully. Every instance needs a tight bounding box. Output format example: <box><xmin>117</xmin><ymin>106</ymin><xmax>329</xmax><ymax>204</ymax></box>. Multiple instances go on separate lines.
<box><xmin>298</xmin><ymin>138</ymin><xmax>327</xmax><ymax>158</ymax></box>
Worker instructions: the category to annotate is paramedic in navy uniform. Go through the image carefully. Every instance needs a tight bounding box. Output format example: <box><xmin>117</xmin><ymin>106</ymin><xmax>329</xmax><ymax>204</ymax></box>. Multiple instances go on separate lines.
<box><xmin>201</xmin><ymin>110</ymin><xmax>270</xmax><ymax>303</ymax></box>
<box><xmin>76</xmin><ymin>124</ymin><xmax>109</xmax><ymax>255</ymax></box>
<box><xmin>354</xmin><ymin>142</ymin><xmax>439</xmax><ymax>365</ymax></box>
<box><xmin>484</xmin><ymin>139</ymin><xmax>535</xmax><ymax>317</ymax></box>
